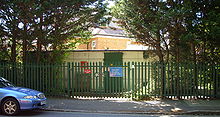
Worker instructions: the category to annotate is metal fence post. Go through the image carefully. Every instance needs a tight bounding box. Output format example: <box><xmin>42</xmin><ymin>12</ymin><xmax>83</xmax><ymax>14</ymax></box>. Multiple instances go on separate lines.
<box><xmin>67</xmin><ymin>62</ymin><xmax>71</xmax><ymax>97</ymax></box>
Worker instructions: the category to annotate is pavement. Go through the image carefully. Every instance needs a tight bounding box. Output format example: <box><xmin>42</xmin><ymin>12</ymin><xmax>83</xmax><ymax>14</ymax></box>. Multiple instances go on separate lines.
<box><xmin>45</xmin><ymin>97</ymin><xmax>220</xmax><ymax>115</ymax></box>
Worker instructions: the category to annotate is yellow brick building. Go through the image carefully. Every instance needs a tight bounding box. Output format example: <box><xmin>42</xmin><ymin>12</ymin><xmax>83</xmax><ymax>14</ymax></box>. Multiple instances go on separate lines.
<box><xmin>67</xmin><ymin>20</ymin><xmax>154</xmax><ymax>63</ymax></box>
<box><xmin>77</xmin><ymin>19</ymin><xmax>148</xmax><ymax>50</ymax></box>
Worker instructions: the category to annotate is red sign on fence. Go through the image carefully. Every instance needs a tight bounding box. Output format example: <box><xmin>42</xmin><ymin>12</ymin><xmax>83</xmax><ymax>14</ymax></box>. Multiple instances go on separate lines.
<box><xmin>84</xmin><ymin>69</ymin><xmax>91</xmax><ymax>74</ymax></box>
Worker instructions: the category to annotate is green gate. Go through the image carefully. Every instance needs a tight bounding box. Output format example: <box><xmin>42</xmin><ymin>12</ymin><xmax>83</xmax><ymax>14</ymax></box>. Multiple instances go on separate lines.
<box><xmin>104</xmin><ymin>52</ymin><xmax>123</xmax><ymax>94</ymax></box>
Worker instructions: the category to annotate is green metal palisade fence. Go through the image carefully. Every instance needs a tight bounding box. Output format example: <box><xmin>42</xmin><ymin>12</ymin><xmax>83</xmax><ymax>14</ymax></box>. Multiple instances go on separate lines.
<box><xmin>0</xmin><ymin>62</ymin><xmax>219</xmax><ymax>99</ymax></box>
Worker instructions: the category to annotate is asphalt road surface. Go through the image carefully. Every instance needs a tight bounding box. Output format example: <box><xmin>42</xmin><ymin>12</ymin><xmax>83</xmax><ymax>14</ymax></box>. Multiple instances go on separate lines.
<box><xmin>1</xmin><ymin>110</ymin><xmax>220</xmax><ymax>117</ymax></box>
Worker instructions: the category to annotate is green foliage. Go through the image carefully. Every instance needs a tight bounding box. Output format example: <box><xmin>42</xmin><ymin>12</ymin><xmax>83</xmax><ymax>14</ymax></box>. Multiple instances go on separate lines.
<box><xmin>186</xmin><ymin>0</ymin><xmax>220</xmax><ymax>63</ymax></box>
<box><xmin>0</xmin><ymin>38</ymin><xmax>9</xmax><ymax>61</ymax></box>
<box><xmin>65</xmin><ymin>31</ymin><xmax>92</xmax><ymax>50</ymax></box>
<box><xmin>112</xmin><ymin>0</ymin><xmax>190</xmax><ymax>62</ymax></box>
<box><xmin>0</xmin><ymin>0</ymin><xmax>107</xmax><ymax>63</ymax></box>
<box><xmin>112</xmin><ymin>0</ymin><xmax>220</xmax><ymax>63</ymax></box>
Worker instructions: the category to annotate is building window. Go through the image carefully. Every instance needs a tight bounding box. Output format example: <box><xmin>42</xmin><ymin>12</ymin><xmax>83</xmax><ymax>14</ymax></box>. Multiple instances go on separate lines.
<box><xmin>91</xmin><ymin>40</ymin><xmax>96</xmax><ymax>49</ymax></box>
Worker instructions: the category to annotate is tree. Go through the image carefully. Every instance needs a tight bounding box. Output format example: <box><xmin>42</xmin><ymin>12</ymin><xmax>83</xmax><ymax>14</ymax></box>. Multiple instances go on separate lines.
<box><xmin>0</xmin><ymin>0</ymin><xmax>22</xmax><ymax>62</ymax></box>
<box><xmin>185</xmin><ymin>0</ymin><xmax>220</xmax><ymax>63</ymax></box>
<box><xmin>112</xmin><ymin>0</ymin><xmax>220</xmax><ymax>98</ymax></box>
<box><xmin>0</xmin><ymin>0</ymin><xmax>107</xmax><ymax>63</ymax></box>
<box><xmin>112</xmin><ymin>0</ymin><xmax>220</xmax><ymax>63</ymax></box>
<box><xmin>112</xmin><ymin>0</ymin><xmax>170</xmax><ymax>62</ymax></box>
<box><xmin>112</xmin><ymin>0</ymin><xmax>193</xmax><ymax>62</ymax></box>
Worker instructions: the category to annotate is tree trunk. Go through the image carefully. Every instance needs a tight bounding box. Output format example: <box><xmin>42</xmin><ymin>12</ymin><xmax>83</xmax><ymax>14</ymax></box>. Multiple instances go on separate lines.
<box><xmin>36</xmin><ymin>38</ymin><xmax>42</xmax><ymax>63</ymax></box>
<box><xmin>191</xmin><ymin>42</ymin><xmax>196</xmax><ymax>62</ymax></box>
<box><xmin>36</xmin><ymin>15</ymin><xmax>44</xmax><ymax>63</ymax></box>
<box><xmin>191</xmin><ymin>42</ymin><xmax>198</xmax><ymax>98</ymax></box>
<box><xmin>22</xmin><ymin>22</ymin><xmax>28</xmax><ymax>63</ymax></box>
<box><xmin>175</xmin><ymin>39</ymin><xmax>180</xmax><ymax>99</ymax></box>
<box><xmin>11</xmin><ymin>37</ymin><xmax>16</xmax><ymax>63</ymax></box>
<box><xmin>155</xmin><ymin>32</ymin><xmax>165</xmax><ymax>98</ymax></box>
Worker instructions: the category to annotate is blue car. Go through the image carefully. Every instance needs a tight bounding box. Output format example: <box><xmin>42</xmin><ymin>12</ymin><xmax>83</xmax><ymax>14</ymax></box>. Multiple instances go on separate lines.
<box><xmin>0</xmin><ymin>77</ymin><xmax>46</xmax><ymax>115</ymax></box>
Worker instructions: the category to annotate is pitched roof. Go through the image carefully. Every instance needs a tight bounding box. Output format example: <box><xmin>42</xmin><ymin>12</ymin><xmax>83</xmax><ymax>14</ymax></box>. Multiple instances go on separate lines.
<box><xmin>91</xmin><ymin>17</ymin><xmax>129</xmax><ymax>38</ymax></box>
<box><xmin>92</xmin><ymin>26</ymin><xmax>127</xmax><ymax>38</ymax></box>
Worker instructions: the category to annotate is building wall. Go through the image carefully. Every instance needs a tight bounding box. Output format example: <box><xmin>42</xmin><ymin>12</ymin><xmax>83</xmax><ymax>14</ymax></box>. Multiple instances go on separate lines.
<box><xmin>77</xmin><ymin>37</ymin><xmax>129</xmax><ymax>50</ymax></box>
<box><xmin>64</xmin><ymin>50</ymin><xmax>158</xmax><ymax>63</ymax></box>
<box><xmin>65</xmin><ymin>51</ymin><xmax>104</xmax><ymax>62</ymax></box>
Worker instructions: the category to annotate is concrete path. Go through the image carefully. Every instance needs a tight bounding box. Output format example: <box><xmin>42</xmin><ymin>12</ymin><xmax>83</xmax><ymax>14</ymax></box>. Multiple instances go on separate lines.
<box><xmin>45</xmin><ymin>97</ymin><xmax>220</xmax><ymax>115</ymax></box>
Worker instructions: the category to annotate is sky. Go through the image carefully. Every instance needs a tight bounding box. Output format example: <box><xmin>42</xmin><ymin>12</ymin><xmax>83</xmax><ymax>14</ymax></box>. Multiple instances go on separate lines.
<box><xmin>105</xmin><ymin>0</ymin><xmax>115</xmax><ymax>8</ymax></box>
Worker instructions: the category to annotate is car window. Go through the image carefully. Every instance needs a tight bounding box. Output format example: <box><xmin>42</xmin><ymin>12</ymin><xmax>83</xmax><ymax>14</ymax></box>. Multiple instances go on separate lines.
<box><xmin>0</xmin><ymin>81</ymin><xmax>14</xmax><ymax>87</ymax></box>
<box><xmin>0</xmin><ymin>82</ymin><xmax>5</xmax><ymax>88</ymax></box>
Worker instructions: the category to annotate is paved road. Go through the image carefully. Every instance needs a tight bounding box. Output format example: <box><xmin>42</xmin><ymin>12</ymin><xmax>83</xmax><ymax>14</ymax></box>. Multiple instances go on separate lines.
<box><xmin>1</xmin><ymin>111</ymin><xmax>220</xmax><ymax>117</ymax></box>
